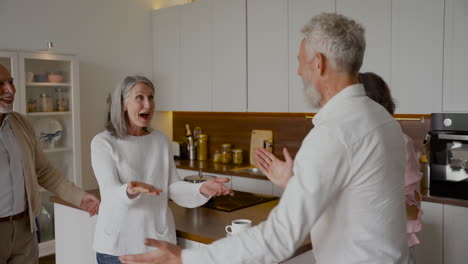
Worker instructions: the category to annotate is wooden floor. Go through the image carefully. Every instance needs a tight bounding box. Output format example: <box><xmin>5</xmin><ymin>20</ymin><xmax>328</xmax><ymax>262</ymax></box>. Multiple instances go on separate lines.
<box><xmin>39</xmin><ymin>254</ymin><xmax>55</xmax><ymax>264</ymax></box>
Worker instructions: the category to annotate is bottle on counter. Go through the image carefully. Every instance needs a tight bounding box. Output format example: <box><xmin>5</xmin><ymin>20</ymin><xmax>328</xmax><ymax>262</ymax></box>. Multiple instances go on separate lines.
<box><xmin>185</xmin><ymin>124</ymin><xmax>196</xmax><ymax>160</ymax></box>
<box><xmin>220</xmin><ymin>143</ymin><xmax>232</xmax><ymax>164</ymax></box>
<box><xmin>197</xmin><ymin>134</ymin><xmax>208</xmax><ymax>161</ymax></box>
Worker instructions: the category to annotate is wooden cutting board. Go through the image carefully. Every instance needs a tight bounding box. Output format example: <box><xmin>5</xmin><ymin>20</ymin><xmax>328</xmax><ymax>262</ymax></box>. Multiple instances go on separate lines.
<box><xmin>250</xmin><ymin>130</ymin><xmax>273</xmax><ymax>166</ymax></box>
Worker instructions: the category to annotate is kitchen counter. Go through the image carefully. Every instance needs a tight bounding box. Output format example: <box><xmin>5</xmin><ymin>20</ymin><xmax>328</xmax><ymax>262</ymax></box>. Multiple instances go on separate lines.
<box><xmin>50</xmin><ymin>189</ymin><xmax>312</xmax><ymax>261</ymax></box>
<box><xmin>176</xmin><ymin>159</ymin><xmax>468</xmax><ymax>208</ymax></box>
<box><xmin>421</xmin><ymin>188</ymin><xmax>468</xmax><ymax>208</ymax></box>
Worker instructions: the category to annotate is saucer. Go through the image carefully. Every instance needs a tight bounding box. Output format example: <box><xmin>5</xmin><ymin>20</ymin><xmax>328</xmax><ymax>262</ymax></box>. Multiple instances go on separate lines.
<box><xmin>226</xmin><ymin>233</ymin><xmax>232</xmax><ymax>237</ymax></box>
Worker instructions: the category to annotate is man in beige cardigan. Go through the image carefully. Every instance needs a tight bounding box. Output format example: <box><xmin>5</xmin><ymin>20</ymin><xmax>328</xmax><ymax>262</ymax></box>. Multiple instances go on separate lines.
<box><xmin>0</xmin><ymin>64</ymin><xmax>100</xmax><ymax>263</ymax></box>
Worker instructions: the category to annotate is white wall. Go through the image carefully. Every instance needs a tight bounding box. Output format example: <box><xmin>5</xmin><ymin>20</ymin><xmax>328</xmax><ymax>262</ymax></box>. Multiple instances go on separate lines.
<box><xmin>0</xmin><ymin>0</ymin><xmax>156</xmax><ymax>189</ymax></box>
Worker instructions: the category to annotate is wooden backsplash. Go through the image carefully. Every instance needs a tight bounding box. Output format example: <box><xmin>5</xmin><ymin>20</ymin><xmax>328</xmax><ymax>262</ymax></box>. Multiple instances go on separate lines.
<box><xmin>173</xmin><ymin>112</ymin><xmax>431</xmax><ymax>162</ymax></box>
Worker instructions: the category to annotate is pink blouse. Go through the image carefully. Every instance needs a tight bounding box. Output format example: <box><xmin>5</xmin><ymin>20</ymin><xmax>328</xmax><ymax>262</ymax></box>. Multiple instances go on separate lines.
<box><xmin>403</xmin><ymin>134</ymin><xmax>423</xmax><ymax>247</ymax></box>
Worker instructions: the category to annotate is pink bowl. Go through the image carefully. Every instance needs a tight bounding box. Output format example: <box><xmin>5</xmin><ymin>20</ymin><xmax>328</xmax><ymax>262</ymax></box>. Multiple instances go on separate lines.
<box><xmin>47</xmin><ymin>74</ymin><xmax>64</xmax><ymax>83</ymax></box>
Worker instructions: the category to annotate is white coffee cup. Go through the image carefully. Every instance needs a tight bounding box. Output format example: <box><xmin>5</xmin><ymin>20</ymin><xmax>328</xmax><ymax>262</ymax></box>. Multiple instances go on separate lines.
<box><xmin>225</xmin><ymin>219</ymin><xmax>252</xmax><ymax>235</ymax></box>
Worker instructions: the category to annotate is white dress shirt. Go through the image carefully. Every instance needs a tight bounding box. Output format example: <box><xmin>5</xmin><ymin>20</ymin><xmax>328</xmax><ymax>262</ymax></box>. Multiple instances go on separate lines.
<box><xmin>182</xmin><ymin>84</ymin><xmax>409</xmax><ymax>264</ymax></box>
<box><xmin>0</xmin><ymin>114</ymin><xmax>26</xmax><ymax>217</ymax></box>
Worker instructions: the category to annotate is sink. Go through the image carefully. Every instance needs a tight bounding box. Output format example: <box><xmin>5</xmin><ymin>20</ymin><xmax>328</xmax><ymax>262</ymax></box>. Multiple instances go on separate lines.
<box><xmin>231</xmin><ymin>167</ymin><xmax>265</xmax><ymax>176</ymax></box>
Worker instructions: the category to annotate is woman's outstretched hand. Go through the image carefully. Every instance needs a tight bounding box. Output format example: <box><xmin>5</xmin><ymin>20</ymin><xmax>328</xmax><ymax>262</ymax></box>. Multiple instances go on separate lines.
<box><xmin>200</xmin><ymin>178</ymin><xmax>234</xmax><ymax>197</ymax></box>
<box><xmin>126</xmin><ymin>181</ymin><xmax>163</xmax><ymax>198</ymax></box>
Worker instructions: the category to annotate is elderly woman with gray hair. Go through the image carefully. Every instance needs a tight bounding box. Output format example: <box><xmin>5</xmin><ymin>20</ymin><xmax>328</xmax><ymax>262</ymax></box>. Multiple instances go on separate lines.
<box><xmin>91</xmin><ymin>75</ymin><xmax>233</xmax><ymax>264</ymax></box>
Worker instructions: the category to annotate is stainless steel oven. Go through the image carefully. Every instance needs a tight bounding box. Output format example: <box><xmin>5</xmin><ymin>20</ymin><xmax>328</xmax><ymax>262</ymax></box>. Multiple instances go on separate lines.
<box><xmin>429</xmin><ymin>113</ymin><xmax>468</xmax><ymax>200</ymax></box>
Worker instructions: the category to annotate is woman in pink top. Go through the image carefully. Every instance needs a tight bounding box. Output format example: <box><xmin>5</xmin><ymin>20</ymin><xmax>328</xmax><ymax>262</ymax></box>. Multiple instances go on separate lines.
<box><xmin>358</xmin><ymin>72</ymin><xmax>423</xmax><ymax>263</ymax></box>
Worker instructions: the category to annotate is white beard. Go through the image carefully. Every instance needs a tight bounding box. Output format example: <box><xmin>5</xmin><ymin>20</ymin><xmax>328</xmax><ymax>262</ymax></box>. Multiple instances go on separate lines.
<box><xmin>302</xmin><ymin>79</ymin><xmax>322</xmax><ymax>108</ymax></box>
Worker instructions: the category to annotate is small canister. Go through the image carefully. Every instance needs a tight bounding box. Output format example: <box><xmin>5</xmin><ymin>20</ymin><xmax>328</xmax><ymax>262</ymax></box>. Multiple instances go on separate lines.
<box><xmin>232</xmin><ymin>148</ymin><xmax>243</xmax><ymax>165</ymax></box>
<box><xmin>27</xmin><ymin>99</ymin><xmax>37</xmax><ymax>112</ymax></box>
<box><xmin>220</xmin><ymin>143</ymin><xmax>232</xmax><ymax>164</ymax></box>
<box><xmin>40</xmin><ymin>93</ymin><xmax>53</xmax><ymax>112</ymax></box>
<box><xmin>197</xmin><ymin>134</ymin><xmax>208</xmax><ymax>161</ymax></box>
<box><xmin>56</xmin><ymin>88</ymin><xmax>69</xmax><ymax>111</ymax></box>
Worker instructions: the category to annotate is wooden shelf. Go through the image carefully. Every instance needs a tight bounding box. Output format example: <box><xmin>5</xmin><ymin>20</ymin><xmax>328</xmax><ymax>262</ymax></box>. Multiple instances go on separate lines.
<box><xmin>27</xmin><ymin>111</ymin><xmax>71</xmax><ymax>117</ymax></box>
<box><xmin>26</xmin><ymin>82</ymin><xmax>71</xmax><ymax>87</ymax></box>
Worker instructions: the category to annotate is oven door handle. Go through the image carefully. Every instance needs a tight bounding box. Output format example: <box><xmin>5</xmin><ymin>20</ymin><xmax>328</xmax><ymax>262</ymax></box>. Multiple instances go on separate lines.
<box><xmin>438</xmin><ymin>134</ymin><xmax>468</xmax><ymax>141</ymax></box>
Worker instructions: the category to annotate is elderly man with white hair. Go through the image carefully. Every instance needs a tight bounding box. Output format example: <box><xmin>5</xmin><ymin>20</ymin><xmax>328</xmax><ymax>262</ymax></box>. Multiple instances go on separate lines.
<box><xmin>120</xmin><ymin>12</ymin><xmax>409</xmax><ymax>264</ymax></box>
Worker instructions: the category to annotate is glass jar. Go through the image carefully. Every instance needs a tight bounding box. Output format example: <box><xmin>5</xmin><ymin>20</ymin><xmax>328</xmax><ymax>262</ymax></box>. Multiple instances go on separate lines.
<box><xmin>27</xmin><ymin>99</ymin><xmax>37</xmax><ymax>112</ymax></box>
<box><xmin>220</xmin><ymin>143</ymin><xmax>232</xmax><ymax>164</ymax></box>
<box><xmin>232</xmin><ymin>148</ymin><xmax>243</xmax><ymax>165</ymax></box>
<box><xmin>197</xmin><ymin>134</ymin><xmax>208</xmax><ymax>161</ymax></box>
<box><xmin>212</xmin><ymin>150</ymin><xmax>221</xmax><ymax>163</ymax></box>
<box><xmin>40</xmin><ymin>93</ymin><xmax>53</xmax><ymax>112</ymax></box>
<box><xmin>56</xmin><ymin>88</ymin><xmax>69</xmax><ymax>111</ymax></box>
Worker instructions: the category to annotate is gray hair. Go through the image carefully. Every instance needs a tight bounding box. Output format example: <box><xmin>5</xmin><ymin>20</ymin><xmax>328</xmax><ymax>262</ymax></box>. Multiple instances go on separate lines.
<box><xmin>106</xmin><ymin>75</ymin><xmax>155</xmax><ymax>138</ymax></box>
<box><xmin>301</xmin><ymin>13</ymin><xmax>366</xmax><ymax>73</ymax></box>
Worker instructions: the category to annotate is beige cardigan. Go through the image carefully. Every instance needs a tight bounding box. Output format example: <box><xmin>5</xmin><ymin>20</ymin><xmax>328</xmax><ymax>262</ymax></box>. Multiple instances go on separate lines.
<box><xmin>8</xmin><ymin>112</ymin><xmax>85</xmax><ymax>232</ymax></box>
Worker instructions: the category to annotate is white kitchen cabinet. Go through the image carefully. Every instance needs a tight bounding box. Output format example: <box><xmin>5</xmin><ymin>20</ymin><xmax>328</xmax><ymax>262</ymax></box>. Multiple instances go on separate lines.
<box><xmin>152</xmin><ymin>0</ymin><xmax>246</xmax><ymax>112</ymax></box>
<box><xmin>443</xmin><ymin>0</ymin><xmax>468</xmax><ymax>112</ymax></box>
<box><xmin>152</xmin><ymin>6</ymin><xmax>181</xmax><ymax>111</ymax></box>
<box><xmin>288</xmin><ymin>0</ymin><xmax>335</xmax><ymax>113</ymax></box>
<box><xmin>443</xmin><ymin>205</ymin><xmax>468</xmax><ymax>264</ymax></box>
<box><xmin>212</xmin><ymin>0</ymin><xmax>247</xmax><ymax>112</ymax></box>
<box><xmin>414</xmin><ymin>202</ymin><xmax>443</xmax><ymax>264</ymax></box>
<box><xmin>55</xmin><ymin>203</ymin><xmax>97</xmax><ymax>264</ymax></box>
<box><xmin>231</xmin><ymin>175</ymin><xmax>273</xmax><ymax>196</ymax></box>
<box><xmin>336</xmin><ymin>0</ymin><xmax>391</xmax><ymax>83</ymax></box>
<box><xmin>391</xmin><ymin>0</ymin><xmax>444</xmax><ymax>114</ymax></box>
<box><xmin>179</xmin><ymin>0</ymin><xmax>212</xmax><ymax>111</ymax></box>
<box><xmin>247</xmin><ymin>0</ymin><xmax>288</xmax><ymax>112</ymax></box>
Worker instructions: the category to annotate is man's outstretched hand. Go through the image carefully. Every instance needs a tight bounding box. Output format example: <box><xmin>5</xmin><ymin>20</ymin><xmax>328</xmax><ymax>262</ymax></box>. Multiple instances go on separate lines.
<box><xmin>120</xmin><ymin>239</ymin><xmax>182</xmax><ymax>264</ymax></box>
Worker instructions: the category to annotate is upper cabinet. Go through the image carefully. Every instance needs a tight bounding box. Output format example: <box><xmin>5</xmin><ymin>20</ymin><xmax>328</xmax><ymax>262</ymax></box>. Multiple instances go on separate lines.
<box><xmin>247</xmin><ymin>0</ymin><xmax>288</xmax><ymax>112</ymax></box>
<box><xmin>391</xmin><ymin>0</ymin><xmax>444</xmax><ymax>114</ymax></box>
<box><xmin>179</xmin><ymin>0</ymin><xmax>212</xmax><ymax>111</ymax></box>
<box><xmin>336</xmin><ymin>0</ymin><xmax>392</xmax><ymax>83</ymax></box>
<box><xmin>443</xmin><ymin>0</ymin><xmax>468</xmax><ymax>112</ymax></box>
<box><xmin>153</xmin><ymin>0</ymin><xmax>461</xmax><ymax>114</ymax></box>
<box><xmin>152</xmin><ymin>6</ymin><xmax>181</xmax><ymax>111</ymax></box>
<box><xmin>212</xmin><ymin>0</ymin><xmax>247</xmax><ymax>112</ymax></box>
<box><xmin>152</xmin><ymin>0</ymin><xmax>246</xmax><ymax>112</ymax></box>
<box><xmin>288</xmin><ymin>0</ymin><xmax>335</xmax><ymax>113</ymax></box>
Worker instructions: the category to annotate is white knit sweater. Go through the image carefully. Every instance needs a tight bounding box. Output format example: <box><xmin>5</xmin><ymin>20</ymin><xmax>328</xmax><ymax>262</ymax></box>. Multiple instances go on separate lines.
<box><xmin>91</xmin><ymin>130</ymin><xmax>210</xmax><ymax>256</ymax></box>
